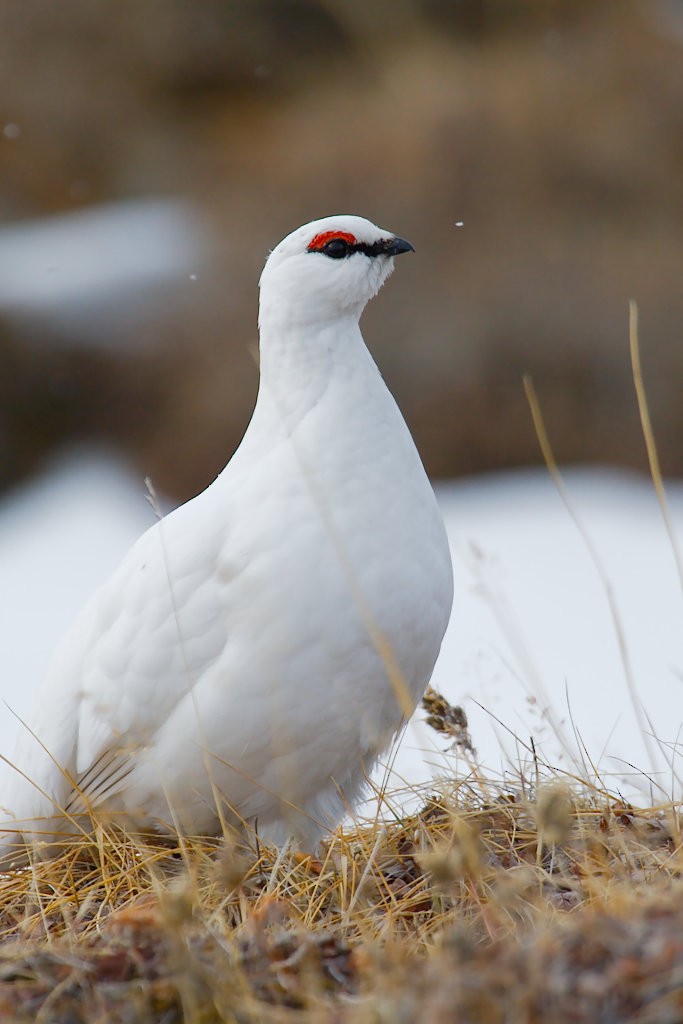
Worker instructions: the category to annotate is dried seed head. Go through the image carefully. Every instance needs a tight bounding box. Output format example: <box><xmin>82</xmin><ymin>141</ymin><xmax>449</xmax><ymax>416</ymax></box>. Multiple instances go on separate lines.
<box><xmin>419</xmin><ymin>818</ymin><xmax>484</xmax><ymax>886</ymax></box>
<box><xmin>160</xmin><ymin>874</ymin><xmax>196</xmax><ymax>929</ymax></box>
<box><xmin>214</xmin><ymin>846</ymin><xmax>252</xmax><ymax>892</ymax></box>
<box><xmin>421</xmin><ymin>687</ymin><xmax>476</xmax><ymax>755</ymax></box>
<box><xmin>534</xmin><ymin>784</ymin><xmax>573</xmax><ymax>846</ymax></box>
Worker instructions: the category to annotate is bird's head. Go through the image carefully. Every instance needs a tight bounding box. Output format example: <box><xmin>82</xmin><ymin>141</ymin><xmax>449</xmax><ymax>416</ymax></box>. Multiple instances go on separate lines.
<box><xmin>258</xmin><ymin>215</ymin><xmax>414</xmax><ymax>329</ymax></box>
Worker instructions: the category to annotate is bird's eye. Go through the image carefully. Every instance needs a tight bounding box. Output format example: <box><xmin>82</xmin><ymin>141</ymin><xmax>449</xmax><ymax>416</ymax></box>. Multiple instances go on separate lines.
<box><xmin>307</xmin><ymin>230</ymin><xmax>357</xmax><ymax>257</ymax></box>
<box><xmin>322</xmin><ymin>238</ymin><xmax>351</xmax><ymax>259</ymax></box>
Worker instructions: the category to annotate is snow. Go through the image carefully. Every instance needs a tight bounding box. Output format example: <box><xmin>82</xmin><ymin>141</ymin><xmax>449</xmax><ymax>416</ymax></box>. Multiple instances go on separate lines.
<box><xmin>1</xmin><ymin>451</ymin><xmax>681</xmax><ymax>807</ymax></box>
<box><xmin>0</xmin><ymin>199</ymin><xmax>205</xmax><ymax>346</ymax></box>
<box><xmin>0</xmin><ymin>452</ymin><xmax>158</xmax><ymax>732</ymax></box>
<box><xmin>396</xmin><ymin>470</ymin><xmax>683</xmax><ymax>805</ymax></box>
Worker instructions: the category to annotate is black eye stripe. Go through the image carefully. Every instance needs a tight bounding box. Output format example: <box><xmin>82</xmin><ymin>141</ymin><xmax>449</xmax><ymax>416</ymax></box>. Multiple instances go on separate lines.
<box><xmin>352</xmin><ymin>240</ymin><xmax>390</xmax><ymax>258</ymax></box>
<box><xmin>313</xmin><ymin>239</ymin><xmax>393</xmax><ymax>259</ymax></box>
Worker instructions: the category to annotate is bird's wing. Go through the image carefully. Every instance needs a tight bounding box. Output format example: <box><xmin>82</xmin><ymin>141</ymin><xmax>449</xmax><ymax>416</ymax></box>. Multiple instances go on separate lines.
<box><xmin>67</xmin><ymin>494</ymin><xmax>233</xmax><ymax>798</ymax></box>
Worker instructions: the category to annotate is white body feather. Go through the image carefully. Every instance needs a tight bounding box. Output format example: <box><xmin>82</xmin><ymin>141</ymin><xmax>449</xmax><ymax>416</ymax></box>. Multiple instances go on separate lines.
<box><xmin>0</xmin><ymin>215</ymin><xmax>453</xmax><ymax>861</ymax></box>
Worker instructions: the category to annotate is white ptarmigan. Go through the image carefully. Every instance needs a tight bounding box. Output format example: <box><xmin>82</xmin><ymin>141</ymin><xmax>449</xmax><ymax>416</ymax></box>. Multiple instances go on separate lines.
<box><xmin>0</xmin><ymin>215</ymin><xmax>453</xmax><ymax>864</ymax></box>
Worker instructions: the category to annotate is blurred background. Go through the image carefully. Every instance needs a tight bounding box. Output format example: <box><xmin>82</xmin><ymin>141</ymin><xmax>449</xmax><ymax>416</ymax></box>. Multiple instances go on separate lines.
<box><xmin>1</xmin><ymin>0</ymin><xmax>682</xmax><ymax>501</ymax></box>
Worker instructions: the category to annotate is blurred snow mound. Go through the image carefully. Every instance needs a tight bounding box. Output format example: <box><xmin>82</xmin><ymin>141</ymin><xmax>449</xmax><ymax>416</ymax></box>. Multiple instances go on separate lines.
<box><xmin>0</xmin><ymin>199</ymin><xmax>205</xmax><ymax>345</ymax></box>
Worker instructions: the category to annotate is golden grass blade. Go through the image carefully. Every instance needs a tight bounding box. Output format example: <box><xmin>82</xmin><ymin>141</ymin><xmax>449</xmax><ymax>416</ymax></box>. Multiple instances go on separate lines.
<box><xmin>522</xmin><ymin>375</ymin><xmax>662</xmax><ymax>785</ymax></box>
<box><xmin>629</xmin><ymin>299</ymin><xmax>683</xmax><ymax>593</ymax></box>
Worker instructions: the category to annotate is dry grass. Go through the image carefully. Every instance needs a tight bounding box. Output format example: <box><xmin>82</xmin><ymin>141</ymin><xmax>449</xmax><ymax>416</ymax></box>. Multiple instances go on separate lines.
<box><xmin>2</xmin><ymin>321</ymin><xmax>679</xmax><ymax>1021</ymax></box>
<box><xmin>1</xmin><ymin>327</ymin><xmax>680</xmax><ymax>1021</ymax></box>
<box><xmin>0</xmin><ymin>693</ymin><xmax>681</xmax><ymax>1023</ymax></box>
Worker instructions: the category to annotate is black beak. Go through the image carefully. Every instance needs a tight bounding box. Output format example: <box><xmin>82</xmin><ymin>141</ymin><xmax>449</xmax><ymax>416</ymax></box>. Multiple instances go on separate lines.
<box><xmin>383</xmin><ymin>236</ymin><xmax>415</xmax><ymax>256</ymax></box>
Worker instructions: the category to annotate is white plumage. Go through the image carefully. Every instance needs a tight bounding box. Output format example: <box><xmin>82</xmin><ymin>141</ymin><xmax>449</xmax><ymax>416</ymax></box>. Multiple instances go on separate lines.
<box><xmin>0</xmin><ymin>215</ymin><xmax>453</xmax><ymax>864</ymax></box>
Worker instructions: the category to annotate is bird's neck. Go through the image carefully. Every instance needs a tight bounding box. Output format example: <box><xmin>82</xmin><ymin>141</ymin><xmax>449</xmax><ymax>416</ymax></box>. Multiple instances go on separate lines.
<box><xmin>254</xmin><ymin>314</ymin><xmax>369</xmax><ymax>429</ymax></box>
<box><xmin>217</xmin><ymin>313</ymin><xmax>398</xmax><ymax>486</ymax></box>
